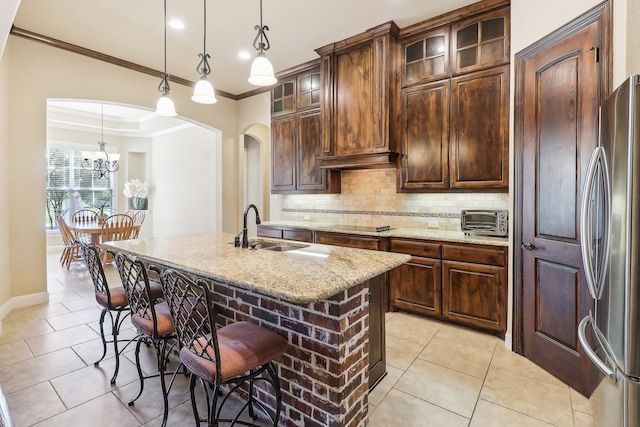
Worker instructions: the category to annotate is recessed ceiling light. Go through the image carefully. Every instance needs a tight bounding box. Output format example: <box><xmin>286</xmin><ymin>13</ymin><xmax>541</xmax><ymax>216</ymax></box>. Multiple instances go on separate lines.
<box><xmin>238</xmin><ymin>51</ymin><xmax>252</xmax><ymax>60</ymax></box>
<box><xmin>169</xmin><ymin>19</ymin><xmax>185</xmax><ymax>30</ymax></box>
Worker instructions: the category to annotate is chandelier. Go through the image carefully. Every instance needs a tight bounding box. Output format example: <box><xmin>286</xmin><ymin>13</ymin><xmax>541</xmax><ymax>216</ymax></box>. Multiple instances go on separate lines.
<box><xmin>81</xmin><ymin>104</ymin><xmax>120</xmax><ymax>179</ymax></box>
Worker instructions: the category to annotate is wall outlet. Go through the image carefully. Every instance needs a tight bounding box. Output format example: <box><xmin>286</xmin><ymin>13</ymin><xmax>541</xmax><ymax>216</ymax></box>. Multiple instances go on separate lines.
<box><xmin>303</xmin><ymin>214</ymin><xmax>311</xmax><ymax>220</ymax></box>
<box><xmin>428</xmin><ymin>220</ymin><xmax>439</xmax><ymax>228</ymax></box>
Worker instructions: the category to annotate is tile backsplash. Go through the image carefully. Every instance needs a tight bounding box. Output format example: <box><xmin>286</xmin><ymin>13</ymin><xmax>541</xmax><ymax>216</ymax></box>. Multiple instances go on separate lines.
<box><xmin>278</xmin><ymin>169</ymin><xmax>509</xmax><ymax>231</ymax></box>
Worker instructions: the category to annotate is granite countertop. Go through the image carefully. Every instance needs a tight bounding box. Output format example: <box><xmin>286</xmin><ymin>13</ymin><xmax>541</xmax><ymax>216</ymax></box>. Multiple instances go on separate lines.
<box><xmin>261</xmin><ymin>221</ymin><xmax>510</xmax><ymax>247</ymax></box>
<box><xmin>104</xmin><ymin>232</ymin><xmax>410</xmax><ymax>304</ymax></box>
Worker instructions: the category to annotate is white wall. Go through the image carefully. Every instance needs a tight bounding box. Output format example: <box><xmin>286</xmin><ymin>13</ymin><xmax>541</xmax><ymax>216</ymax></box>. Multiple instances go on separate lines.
<box><xmin>152</xmin><ymin>125</ymin><xmax>220</xmax><ymax>237</ymax></box>
<box><xmin>1</xmin><ymin>35</ymin><xmax>238</xmax><ymax>308</ymax></box>
<box><xmin>0</xmin><ymin>38</ymin><xmax>11</xmax><ymax>323</ymax></box>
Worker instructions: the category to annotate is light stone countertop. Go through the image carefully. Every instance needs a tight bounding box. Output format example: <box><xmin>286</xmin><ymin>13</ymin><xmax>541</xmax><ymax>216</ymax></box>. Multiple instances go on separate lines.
<box><xmin>104</xmin><ymin>232</ymin><xmax>411</xmax><ymax>304</ymax></box>
<box><xmin>261</xmin><ymin>221</ymin><xmax>510</xmax><ymax>247</ymax></box>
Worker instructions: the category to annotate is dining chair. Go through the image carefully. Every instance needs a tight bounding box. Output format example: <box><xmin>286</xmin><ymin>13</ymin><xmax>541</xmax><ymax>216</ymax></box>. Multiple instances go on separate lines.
<box><xmin>99</xmin><ymin>214</ymin><xmax>134</xmax><ymax>262</ymax></box>
<box><xmin>77</xmin><ymin>240</ymin><xmax>131</xmax><ymax>384</ymax></box>
<box><xmin>158</xmin><ymin>269</ymin><xmax>288</xmax><ymax>427</ymax></box>
<box><xmin>130</xmin><ymin>211</ymin><xmax>146</xmax><ymax>239</ymax></box>
<box><xmin>56</xmin><ymin>214</ymin><xmax>84</xmax><ymax>269</ymax></box>
<box><xmin>114</xmin><ymin>252</ymin><xmax>177</xmax><ymax>427</ymax></box>
<box><xmin>72</xmin><ymin>209</ymin><xmax>98</xmax><ymax>223</ymax></box>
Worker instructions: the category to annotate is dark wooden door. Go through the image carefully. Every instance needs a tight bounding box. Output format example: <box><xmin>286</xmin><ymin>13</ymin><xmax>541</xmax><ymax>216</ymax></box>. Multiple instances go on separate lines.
<box><xmin>518</xmin><ymin>5</ymin><xmax>609</xmax><ymax>395</ymax></box>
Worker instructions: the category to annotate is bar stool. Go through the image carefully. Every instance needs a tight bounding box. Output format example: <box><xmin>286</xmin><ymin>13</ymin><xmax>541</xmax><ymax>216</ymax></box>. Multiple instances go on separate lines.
<box><xmin>77</xmin><ymin>240</ymin><xmax>130</xmax><ymax>384</ymax></box>
<box><xmin>158</xmin><ymin>269</ymin><xmax>289</xmax><ymax>427</ymax></box>
<box><xmin>114</xmin><ymin>252</ymin><xmax>178</xmax><ymax>427</ymax></box>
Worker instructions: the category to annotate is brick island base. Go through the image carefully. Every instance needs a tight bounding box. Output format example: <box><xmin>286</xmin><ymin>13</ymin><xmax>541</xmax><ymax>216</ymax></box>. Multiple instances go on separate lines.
<box><xmin>161</xmin><ymin>265</ymin><xmax>375</xmax><ymax>427</ymax></box>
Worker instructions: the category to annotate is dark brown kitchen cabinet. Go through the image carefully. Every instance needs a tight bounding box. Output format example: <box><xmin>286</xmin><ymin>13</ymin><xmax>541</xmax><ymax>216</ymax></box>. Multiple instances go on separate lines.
<box><xmin>449</xmin><ymin>65</ymin><xmax>509</xmax><ymax>189</ymax></box>
<box><xmin>314</xmin><ymin>231</ymin><xmax>383</xmax><ymax>250</ymax></box>
<box><xmin>271</xmin><ymin>62</ymin><xmax>340</xmax><ymax>194</ymax></box>
<box><xmin>271</xmin><ymin>115</ymin><xmax>297</xmax><ymax>192</ymax></box>
<box><xmin>257</xmin><ymin>225</ymin><xmax>313</xmax><ymax>243</ymax></box>
<box><xmin>398</xmin><ymin>80</ymin><xmax>450</xmax><ymax>191</ymax></box>
<box><xmin>441</xmin><ymin>243</ymin><xmax>506</xmax><ymax>333</ymax></box>
<box><xmin>316</xmin><ymin>22</ymin><xmax>400</xmax><ymax>169</ymax></box>
<box><xmin>451</xmin><ymin>7</ymin><xmax>510</xmax><ymax>75</ymax></box>
<box><xmin>389</xmin><ymin>238</ymin><xmax>442</xmax><ymax>316</ymax></box>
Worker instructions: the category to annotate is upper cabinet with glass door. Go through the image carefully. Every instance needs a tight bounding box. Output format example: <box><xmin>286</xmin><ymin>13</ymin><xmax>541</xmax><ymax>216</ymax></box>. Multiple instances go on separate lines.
<box><xmin>401</xmin><ymin>27</ymin><xmax>450</xmax><ymax>87</ymax></box>
<box><xmin>297</xmin><ymin>70</ymin><xmax>322</xmax><ymax>110</ymax></box>
<box><xmin>451</xmin><ymin>8</ymin><xmax>510</xmax><ymax>74</ymax></box>
<box><xmin>272</xmin><ymin>79</ymin><xmax>296</xmax><ymax>116</ymax></box>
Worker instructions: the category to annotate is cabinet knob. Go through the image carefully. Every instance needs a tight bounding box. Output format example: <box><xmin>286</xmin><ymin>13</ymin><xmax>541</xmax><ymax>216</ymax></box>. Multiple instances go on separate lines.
<box><xmin>521</xmin><ymin>242</ymin><xmax>535</xmax><ymax>251</ymax></box>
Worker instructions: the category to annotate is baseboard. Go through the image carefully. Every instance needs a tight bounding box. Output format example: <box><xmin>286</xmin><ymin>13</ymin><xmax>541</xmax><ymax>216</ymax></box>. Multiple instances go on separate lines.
<box><xmin>503</xmin><ymin>332</ymin><xmax>513</xmax><ymax>351</ymax></box>
<box><xmin>0</xmin><ymin>292</ymin><xmax>50</xmax><ymax>335</ymax></box>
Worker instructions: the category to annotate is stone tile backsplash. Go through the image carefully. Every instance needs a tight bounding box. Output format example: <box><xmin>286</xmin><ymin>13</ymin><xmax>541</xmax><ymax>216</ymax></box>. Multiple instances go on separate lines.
<box><xmin>280</xmin><ymin>169</ymin><xmax>509</xmax><ymax>231</ymax></box>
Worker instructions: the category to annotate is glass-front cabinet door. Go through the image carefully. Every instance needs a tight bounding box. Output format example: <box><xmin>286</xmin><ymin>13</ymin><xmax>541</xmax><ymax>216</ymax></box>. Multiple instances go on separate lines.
<box><xmin>452</xmin><ymin>8</ymin><xmax>509</xmax><ymax>74</ymax></box>
<box><xmin>401</xmin><ymin>28</ymin><xmax>450</xmax><ymax>87</ymax></box>
<box><xmin>271</xmin><ymin>79</ymin><xmax>296</xmax><ymax>116</ymax></box>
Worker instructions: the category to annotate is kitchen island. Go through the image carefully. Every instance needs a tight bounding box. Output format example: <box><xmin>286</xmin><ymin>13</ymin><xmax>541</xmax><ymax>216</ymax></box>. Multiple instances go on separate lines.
<box><xmin>105</xmin><ymin>232</ymin><xmax>410</xmax><ymax>427</ymax></box>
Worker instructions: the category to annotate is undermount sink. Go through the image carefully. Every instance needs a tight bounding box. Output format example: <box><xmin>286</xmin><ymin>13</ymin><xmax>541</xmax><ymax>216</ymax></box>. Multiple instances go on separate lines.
<box><xmin>249</xmin><ymin>241</ymin><xmax>309</xmax><ymax>252</ymax></box>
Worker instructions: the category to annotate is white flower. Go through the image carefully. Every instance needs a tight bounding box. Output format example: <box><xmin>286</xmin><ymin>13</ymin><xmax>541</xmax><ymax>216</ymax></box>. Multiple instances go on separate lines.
<box><xmin>123</xmin><ymin>179</ymin><xmax>149</xmax><ymax>198</ymax></box>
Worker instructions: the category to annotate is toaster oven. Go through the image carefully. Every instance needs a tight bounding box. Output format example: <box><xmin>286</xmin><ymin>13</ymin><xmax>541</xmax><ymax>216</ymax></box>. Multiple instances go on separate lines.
<box><xmin>460</xmin><ymin>209</ymin><xmax>508</xmax><ymax>237</ymax></box>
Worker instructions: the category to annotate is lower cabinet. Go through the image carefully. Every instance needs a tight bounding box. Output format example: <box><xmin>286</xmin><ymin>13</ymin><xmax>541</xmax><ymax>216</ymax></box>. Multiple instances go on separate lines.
<box><xmin>389</xmin><ymin>237</ymin><xmax>507</xmax><ymax>336</ymax></box>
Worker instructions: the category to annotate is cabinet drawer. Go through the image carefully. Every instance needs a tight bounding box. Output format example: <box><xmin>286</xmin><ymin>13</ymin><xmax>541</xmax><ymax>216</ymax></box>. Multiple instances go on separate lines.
<box><xmin>390</xmin><ymin>238</ymin><xmax>441</xmax><ymax>258</ymax></box>
<box><xmin>257</xmin><ymin>226</ymin><xmax>283</xmax><ymax>239</ymax></box>
<box><xmin>442</xmin><ymin>244</ymin><xmax>506</xmax><ymax>266</ymax></box>
<box><xmin>283</xmin><ymin>229</ymin><xmax>313</xmax><ymax>242</ymax></box>
<box><xmin>315</xmin><ymin>232</ymin><xmax>380</xmax><ymax>250</ymax></box>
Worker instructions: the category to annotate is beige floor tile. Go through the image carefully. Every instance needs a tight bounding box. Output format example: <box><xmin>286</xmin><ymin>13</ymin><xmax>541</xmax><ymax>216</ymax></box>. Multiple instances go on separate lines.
<box><xmin>469</xmin><ymin>399</ymin><xmax>555</xmax><ymax>426</ymax></box>
<box><xmin>0</xmin><ymin>340</ymin><xmax>34</xmax><ymax>368</ymax></box>
<box><xmin>0</xmin><ymin>318</ymin><xmax>55</xmax><ymax>346</ymax></box>
<box><xmin>32</xmin><ymin>392</ymin><xmax>141</xmax><ymax>427</ymax></box>
<box><xmin>384</xmin><ymin>311</ymin><xmax>397</xmax><ymax>322</ymax></box>
<box><xmin>573</xmin><ymin>409</ymin><xmax>595</xmax><ymax>427</ymax></box>
<box><xmin>47</xmin><ymin>291</ymin><xmax>85</xmax><ymax>305</ymax></box>
<box><xmin>419</xmin><ymin>336</ymin><xmax>493</xmax><ymax>379</ymax></box>
<box><xmin>144</xmin><ymin>403</ymin><xmax>197</xmax><ymax>427</ymax></box>
<box><xmin>25</xmin><ymin>324</ymin><xmax>99</xmax><ymax>356</ymax></box>
<box><xmin>3</xmin><ymin>303</ymin><xmax>70</xmax><ymax>324</ymax></box>
<box><xmin>385</xmin><ymin>334</ymin><xmax>425</xmax><ymax>370</ymax></box>
<box><xmin>436</xmin><ymin>323</ymin><xmax>498</xmax><ymax>353</ymax></box>
<box><xmin>480</xmin><ymin>365</ymin><xmax>573</xmax><ymax>426</ymax></box>
<box><xmin>385</xmin><ymin>312</ymin><xmax>442</xmax><ymax>346</ymax></box>
<box><xmin>45</xmin><ymin>306</ymin><xmax>103</xmax><ymax>331</ymax></box>
<box><xmin>50</xmin><ymin>355</ymin><xmax>140</xmax><ymax>408</ymax></box>
<box><xmin>395</xmin><ymin>359</ymin><xmax>483</xmax><ymax>418</ymax></box>
<box><xmin>370</xmin><ymin>389</ymin><xmax>469</xmax><ymax>427</ymax></box>
<box><xmin>5</xmin><ymin>381</ymin><xmax>67</xmax><ymax>426</ymax></box>
<box><xmin>368</xmin><ymin>364</ymin><xmax>404</xmax><ymax>406</ymax></box>
<box><xmin>61</xmin><ymin>296</ymin><xmax>102</xmax><ymax>312</ymax></box>
<box><xmin>490</xmin><ymin>344</ymin><xmax>568</xmax><ymax>388</ymax></box>
<box><xmin>0</xmin><ymin>348</ymin><xmax>86</xmax><ymax>394</ymax></box>
<box><xmin>570</xmin><ymin>387</ymin><xmax>593</xmax><ymax>415</ymax></box>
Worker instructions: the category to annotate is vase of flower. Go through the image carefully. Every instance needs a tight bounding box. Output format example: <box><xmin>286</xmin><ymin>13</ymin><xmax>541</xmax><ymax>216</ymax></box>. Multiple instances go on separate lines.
<box><xmin>124</xmin><ymin>179</ymin><xmax>149</xmax><ymax>210</ymax></box>
<box><xmin>132</xmin><ymin>197</ymin><xmax>148</xmax><ymax>210</ymax></box>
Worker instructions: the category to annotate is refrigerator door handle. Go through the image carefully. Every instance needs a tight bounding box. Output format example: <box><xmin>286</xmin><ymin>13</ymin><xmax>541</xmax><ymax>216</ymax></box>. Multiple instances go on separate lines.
<box><xmin>580</xmin><ymin>146</ymin><xmax>612</xmax><ymax>300</ymax></box>
<box><xmin>578</xmin><ymin>315</ymin><xmax>616</xmax><ymax>381</ymax></box>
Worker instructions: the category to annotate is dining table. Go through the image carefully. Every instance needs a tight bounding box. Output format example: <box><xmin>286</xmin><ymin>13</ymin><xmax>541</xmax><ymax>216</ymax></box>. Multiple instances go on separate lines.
<box><xmin>68</xmin><ymin>221</ymin><xmax>140</xmax><ymax>245</ymax></box>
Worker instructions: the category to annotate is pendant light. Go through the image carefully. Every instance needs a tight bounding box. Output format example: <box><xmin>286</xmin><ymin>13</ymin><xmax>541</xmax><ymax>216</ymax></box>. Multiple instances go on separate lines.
<box><xmin>191</xmin><ymin>0</ymin><xmax>217</xmax><ymax>104</ymax></box>
<box><xmin>156</xmin><ymin>0</ymin><xmax>177</xmax><ymax>116</ymax></box>
<box><xmin>248</xmin><ymin>0</ymin><xmax>277</xmax><ymax>86</ymax></box>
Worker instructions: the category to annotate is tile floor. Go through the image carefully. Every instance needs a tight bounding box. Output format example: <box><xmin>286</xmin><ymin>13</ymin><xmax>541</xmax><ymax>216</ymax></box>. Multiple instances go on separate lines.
<box><xmin>0</xmin><ymin>248</ymin><xmax>594</xmax><ymax>426</ymax></box>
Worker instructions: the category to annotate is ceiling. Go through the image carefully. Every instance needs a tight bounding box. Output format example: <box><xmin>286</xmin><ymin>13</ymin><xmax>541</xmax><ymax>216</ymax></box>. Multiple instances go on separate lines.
<box><xmin>13</xmin><ymin>0</ymin><xmax>480</xmax><ymax>97</ymax></box>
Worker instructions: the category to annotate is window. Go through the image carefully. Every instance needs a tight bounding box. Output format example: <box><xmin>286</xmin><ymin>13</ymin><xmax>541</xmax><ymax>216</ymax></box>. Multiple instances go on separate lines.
<box><xmin>46</xmin><ymin>144</ymin><xmax>116</xmax><ymax>230</ymax></box>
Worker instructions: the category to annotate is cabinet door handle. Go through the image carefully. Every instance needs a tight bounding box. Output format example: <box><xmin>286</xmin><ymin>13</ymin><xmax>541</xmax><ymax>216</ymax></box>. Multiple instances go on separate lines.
<box><xmin>521</xmin><ymin>242</ymin><xmax>535</xmax><ymax>251</ymax></box>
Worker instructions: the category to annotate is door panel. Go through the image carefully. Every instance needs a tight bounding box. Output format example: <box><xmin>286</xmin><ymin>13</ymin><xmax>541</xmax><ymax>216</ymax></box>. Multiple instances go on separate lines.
<box><xmin>520</xmin><ymin>17</ymin><xmax>603</xmax><ymax>395</ymax></box>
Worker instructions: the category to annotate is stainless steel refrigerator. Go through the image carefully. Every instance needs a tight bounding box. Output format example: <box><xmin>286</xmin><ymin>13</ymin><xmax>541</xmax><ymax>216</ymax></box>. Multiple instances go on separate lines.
<box><xmin>579</xmin><ymin>75</ymin><xmax>640</xmax><ymax>427</ymax></box>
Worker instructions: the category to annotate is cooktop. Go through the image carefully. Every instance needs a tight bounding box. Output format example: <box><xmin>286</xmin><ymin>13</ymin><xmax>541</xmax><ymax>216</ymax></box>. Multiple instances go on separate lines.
<box><xmin>318</xmin><ymin>225</ymin><xmax>394</xmax><ymax>233</ymax></box>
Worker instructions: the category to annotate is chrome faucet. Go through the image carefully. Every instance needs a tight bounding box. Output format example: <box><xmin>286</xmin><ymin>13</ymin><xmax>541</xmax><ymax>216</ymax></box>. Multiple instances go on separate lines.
<box><xmin>241</xmin><ymin>204</ymin><xmax>261</xmax><ymax>248</ymax></box>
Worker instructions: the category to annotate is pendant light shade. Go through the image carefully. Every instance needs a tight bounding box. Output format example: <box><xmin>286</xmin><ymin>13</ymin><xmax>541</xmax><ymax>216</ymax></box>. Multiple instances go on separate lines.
<box><xmin>248</xmin><ymin>0</ymin><xmax>277</xmax><ymax>87</ymax></box>
<box><xmin>192</xmin><ymin>0</ymin><xmax>217</xmax><ymax>104</ymax></box>
<box><xmin>192</xmin><ymin>78</ymin><xmax>217</xmax><ymax>104</ymax></box>
<box><xmin>156</xmin><ymin>94</ymin><xmax>177</xmax><ymax>116</ymax></box>
<box><xmin>155</xmin><ymin>0</ymin><xmax>177</xmax><ymax>116</ymax></box>
<box><xmin>249</xmin><ymin>52</ymin><xmax>277</xmax><ymax>86</ymax></box>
